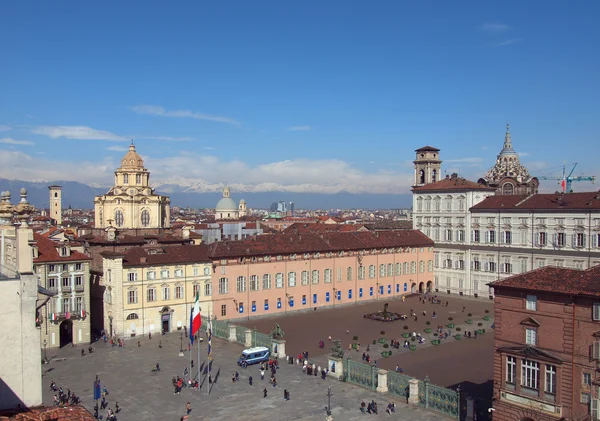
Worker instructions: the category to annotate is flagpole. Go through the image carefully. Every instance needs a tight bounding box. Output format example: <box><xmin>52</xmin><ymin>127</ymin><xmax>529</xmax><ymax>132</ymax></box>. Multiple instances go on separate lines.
<box><xmin>207</xmin><ymin>309</ymin><xmax>211</xmax><ymax>396</ymax></box>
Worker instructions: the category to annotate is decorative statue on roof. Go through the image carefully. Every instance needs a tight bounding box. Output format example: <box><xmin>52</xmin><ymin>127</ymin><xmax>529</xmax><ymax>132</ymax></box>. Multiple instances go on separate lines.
<box><xmin>331</xmin><ymin>339</ymin><xmax>344</xmax><ymax>358</ymax></box>
<box><xmin>269</xmin><ymin>323</ymin><xmax>285</xmax><ymax>339</ymax></box>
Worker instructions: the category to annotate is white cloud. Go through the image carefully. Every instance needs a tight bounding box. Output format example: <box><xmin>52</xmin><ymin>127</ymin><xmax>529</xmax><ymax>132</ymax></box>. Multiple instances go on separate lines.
<box><xmin>445</xmin><ymin>157</ymin><xmax>485</xmax><ymax>165</ymax></box>
<box><xmin>0</xmin><ymin>137</ymin><xmax>34</xmax><ymax>146</ymax></box>
<box><xmin>494</xmin><ymin>39</ymin><xmax>518</xmax><ymax>47</ymax></box>
<box><xmin>106</xmin><ymin>146</ymin><xmax>129</xmax><ymax>152</ymax></box>
<box><xmin>32</xmin><ymin>125</ymin><xmax>129</xmax><ymax>141</ymax></box>
<box><xmin>0</xmin><ymin>150</ymin><xmax>416</xmax><ymax>194</ymax></box>
<box><xmin>481</xmin><ymin>23</ymin><xmax>510</xmax><ymax>33</ymax></box>
<box><xmin>140</xmin><ymin>136</ymin><xmax>195</xmax><ymax>142</ymax></box>
<box><xmin>131</xmin><ymin>105</ymin><xmax>240</xmax><ymax>126</ymax></box>
<box><xmin>518</xmin><ymin>152</ymin><xmax>530</xmax><ymax>157</ymax></box>
<box><xmin>203</xmin><ymin>147</ymin><xmax>216</xmax><ymax>150</ymax></box>
<box><xmin>287</xmin><ymin>126</ymin><xmax>311</xmax><ymax>131</ymax></box>
<box><xmin>0</xmin><ymin>125</ymin><xmax>11</xmax><ymax>132</ymax></box>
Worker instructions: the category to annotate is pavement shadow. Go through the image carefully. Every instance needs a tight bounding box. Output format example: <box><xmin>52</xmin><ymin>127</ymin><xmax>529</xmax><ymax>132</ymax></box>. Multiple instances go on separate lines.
<box><xmin>209</xmin><ymin>368</ymin><xmax>221</xmax><ymax>394</ymax></box>
<box><xmin>449</xmin><ymin>379</ymin><xmax>493</xmax><ymax>421</ymax></box>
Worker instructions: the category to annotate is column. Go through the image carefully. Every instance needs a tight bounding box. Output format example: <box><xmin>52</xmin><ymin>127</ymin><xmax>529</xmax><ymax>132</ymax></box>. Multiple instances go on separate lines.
<box><xmin>408</xmin><ymin>378</ymin><xmax>420</xmax><ymax>405</ymax></box>
<box><xmin>272</xmin><ymin>338</ymin><xmax>286</xmax><ymax>358</ymax></box>
<box><xmin>229</xmin><ymin>325</ymin><xmax>237</xmax><ymax>343</ymax></box>
<box><xmin>376</xmin><ymin>369</ymin><xmax>388</xmax><ymax>393</ymax></box>
<box><xmin>327</xmin><ymin>356</ymin><xmax>343</xmax><ymax>380</ymax></box>
<box><xmin>245</xmin><ymin>329</ymin><xmax>253</xmax><ymax>348</ymax></box>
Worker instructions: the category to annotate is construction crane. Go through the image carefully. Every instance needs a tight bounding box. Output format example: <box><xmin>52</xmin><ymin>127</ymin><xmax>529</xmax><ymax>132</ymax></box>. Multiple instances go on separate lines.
<box><xmin>538</xmin><ymin>162</ymin><xmax>596</xmax><ymax>193</ymax></box>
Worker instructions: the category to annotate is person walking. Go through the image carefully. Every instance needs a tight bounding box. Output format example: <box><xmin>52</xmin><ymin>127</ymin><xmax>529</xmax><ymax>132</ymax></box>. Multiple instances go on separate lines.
<box><xmin>260</xmin><ymin>369</ymin><xmax>265</xmax><ymax>380</ymax></box>
<box><xmin>186</xmin><ymin>402</ymin><xmax>191</xmax><ymax>415</ymax></box>
<box><xmin>263</xmin><ymin>388</ymin><xmax>268</xmax><ymax>398</ymax></box>
<box><xmin>249</xmin><ymin>376</ymin><xmax>253</xmax><ymax>386</ymax></box>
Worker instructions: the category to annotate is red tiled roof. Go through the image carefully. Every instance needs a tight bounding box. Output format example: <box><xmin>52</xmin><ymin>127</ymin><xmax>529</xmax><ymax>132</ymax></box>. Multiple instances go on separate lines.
<box><xmin>0</xmin><ymin>405</ymin><xmax>95</xmax><ymax>420</ymax></box>
<box><xmin>208</xmin><ymin>230</ymin><xmax>433</xmax><ymax>259</ymax></box>
<box><xmin>491</xmin><ymin>264</ymin><xmax>600</xmax><ymax>298</ymax></box>
<box><xmin>471</xmin><ymin>191</ymin><xmax>600</xmax><ymax>211</ymax></box>
<box><xmin>80</xmin><ymin>234</ymin><xmax>188</xmax><ymax>245</ymax></box>
<box><xmin>33</xmin><ymin>233</ymin><xmax>91</xmax><ymax>263</ymax></box>
<box><xmin>283</xmin><ymin>223</ymin><xmax>365</xmax><ymax>234</ymax></box>
<box><xmin>120</xmin><ymin>244</ymin><xmax>211</xmax><ymax>267</ymax></box>
<box><xmin>412</xmin><ymin>176</ymin><xmax>494</xmax><ymax>192</ymax></box>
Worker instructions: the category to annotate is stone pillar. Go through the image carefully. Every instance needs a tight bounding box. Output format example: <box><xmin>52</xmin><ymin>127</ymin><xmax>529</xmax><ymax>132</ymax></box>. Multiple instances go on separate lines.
<box><xmin>272</xmin><ymin>338</ymin><xmax>286</xmax><ymax>358</ymax></box>
<box><xmin>408</xmin><ymin>378</ymin><xmax>420</xmax><ymax>405</ymax></box>
<box><xmin>229</xmin><ymin>325</ymin><xmax>237</xmax><ymax>343</ymax></box>
<box><xmin>376</xmin><ymin>369</ymin><xmax>388</xmax><ymax>393</ymax></box>
<box><xmin>245</xmin><ymin>329</ymin><xmax>253</xmax><ymax>348</ymax></box>
<box><xmin>327</xmin><ymin>356</ymin><xmax>343</xmax><ymax>380</ymax></box>
<box><xmin>465</xmin><ymin>396</ymin><xmax>476</xmax><ymax>421</ymax></box>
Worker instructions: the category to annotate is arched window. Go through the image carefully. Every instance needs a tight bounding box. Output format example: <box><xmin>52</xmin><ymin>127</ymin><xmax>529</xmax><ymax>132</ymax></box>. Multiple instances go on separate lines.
<box><xmin>123</xmin><ymin>174</ymin><xmax>129</xmax><ymax>184</ymax></box>
<box><xmin>114</xmin><ymin>209</ymin><xmax>124</xmax><ymax>227</ymax></box>
<box><xmin>432</xmin><ymin>169</ymin><xmax>437</xmax><ymax>182</ymax></box>
<box><xmin>141</xmin><ymin>209</ymin><xmax>150</xmax><ymax>227</ymax></box>
<box><xmin>503</xmin><ymin>183</ymin><xmax>514</xmax><ymax>195</ymax></box>
<box><xmin>99</xmin><ymin>209</ymin><xmax>103</xmax><ymax>227</ymax></box>
<box><xmin>417</xmin><ymin>197</ymin><xmax>423</xmax><ymax>211</ymax></box>
<box><xmin>425</xmin><ymin>196</ymin><xmax>432</xmax><ymax>211</ymax></box>
<box><xmin>419</xmin><ymin>169</ymin><xmax>425</xmax><ymax>184</ymax></box>
<box><xmin>126</xmin><ymin>313</ymin><xmax>139</xmax><ymax>320</ymax></box>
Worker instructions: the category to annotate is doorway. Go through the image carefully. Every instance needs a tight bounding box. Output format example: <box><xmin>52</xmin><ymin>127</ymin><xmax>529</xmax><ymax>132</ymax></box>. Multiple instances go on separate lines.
<box><xmin>411</xmin><ymin>283</ymin><xmax>416</xmax><ymax>293</ymax></box>
<box><xmin>162</xmin><ymin>314</ymin><xmax>170</xmax><ymax>333</ymax></box>
<box><xmin>426</xmin><ymin>281</ymin><xmax>432</xmax><ymax>292</ymax></box>
<box><xmin>59</xmin><ymin>320</ymin><xmax>73</xmax><ymax>348</ymax></box>
<box><xmin>418</xmin><ymin>282</ymin><xmax>424</xmax><ymax>293</ymax></box>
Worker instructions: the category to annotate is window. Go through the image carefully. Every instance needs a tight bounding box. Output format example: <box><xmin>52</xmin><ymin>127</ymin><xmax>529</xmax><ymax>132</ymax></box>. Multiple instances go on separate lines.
<box><xmin>218</xmin><ymin>278</ymin><xmax>228</xmax><ymax>294</ymax></box>
<box><xmin>62</xmin><ymin>297</ymin><xmax>70</xmax><ymax>312</ymax></box>
<box><xmin>575</xmin><ymin>233</ymin><xmax>586</xmax><ymax>248</ymax></box>
<box><xmin>162</xmin><ymin>285</ymin><xmax>170</xmax><ymax>300</ymax></box>
<box><xmin>487</xmin><ymin>230</ymin><xmax>496</xmax><ymax>244</ymax></box>
<box><xmin>74</xmin><ymin>296</ymin><xmax>81</xmax><ymax>312</ymax></box>
<box><xmin>395</xmin><ymin>263</ymin><xmax>401</xmax><ymax>276</ymax></box>
<box><xmin>502</xmin><ymin>258</ymin><xmax>512</xmax><ymax>274</ymax></box>
<box><xmin>127</xmin><ymin>288</ymin><xmax>138</xmax><ymax>303</ymax></box>
<box><xmin>526</xmin><ymin>328</ymin><xmax>537</xmax><ymax>345</ymax></box>
<box><xmin>324</xmin><ymin>269</ymin><xmax>332</xmax><ymax>283</ymax></box>
<box><xmin>193</xmin><ymin>283</ymin><xmax>200</xmax><ymax>297</ymax></box>
<box><xmin>545</xmin><ymin>365</ymin><xmax>556</xmax><ymax>394</ymax></box>
<box><xmin>62</xmin><ymin>277</ymin><xmax>70</xmax><ymax>288</ymax></box>
<box><xmin>403</xmin><ymin>262</ymin><xmax>409</xmax><ymax>275</ymax></box>
<box><xmin>521</xmin><ymin>360</ymin><xmax>540</xmax><ymax>390</ymax></box>
<box><xmin>506</xmin><ymin>356</ymin><xmax>516</xmax><ymax>384</ymax></box>
<box><xmin>126</xmin><ymin>313</ymin><xmax>139</xmax><ymax>320</ymax></box>
<box><xmin>161</xmin><ymin>269</ymin><xmax>169</xmax><ymax>279</ymax></box>
<box><xmin>472</xmin><ymin>230</ymin><xmax>480</xmax><ymax>243</ymax></box>
<box><xmin>262</xmin><ymin>274</ymin><xmax>272</xmax><ymax>290</ymax></box>
<box><xmin>301</xmin><ymin>271</ymin><xmax>309</xmax><ymax>286</ymax></box>
<box><xmin>128</xmin><ymin>272</ymin><xmax>137</xmax><ymax>282</ymax></box>
<box><xmin>472</xmin><ymin>257</ymin><xmax>480</xmax><ymax>271</ymax></box>
<box><xmin>249</xmin><ymin>275</ymin><xmax>259</xmax><ymax>291</ymax></box>
<box><xmin>556</xmin><ymin>232</ymin><xmax>566</xmax><ymax>247</ymax></box>
<box><xmin>581</xmin><ymin>392</ymin><xmax>591</xmax><ymax>404</ymax></box>
<box><xmin>593</xmin><ymin>303</ymin><xmax>600</xmax><ymax>321</ymax></box>
<box><xmin>147</xmin><ymin>288</ymin><xmax>156</xmax><ymax>302</ymax></box>
<box><xmin>369</xmin><ymin>265</ymin><xmax>375</xmax><ymax>279</ymax></box>
<box><xmin>192</xmin><ymin>267</ymin><xmax>199</xmax><ymax>276</ymax></box>
<box><xmin>75</xmin><ymin>276</ymin><xmax>83</xmax><ymax>286</ymax></box>
<box><xmin>204</xmin><ymin>267</ymin><xmax>211</xmax><ymax>276</ymax></box>
<box><xmin>358</xmin><ymin>266</ymin><xmax>365</xmax><ymax>280</ymax></box>
<box><xmin>148</xmin><ymin>270</ymin><xmax>156</xmax><ymax>280</ymax></box>
<box><xmin>237</xmin><ymin>276</ymin><xmax>246</xmax><ymax>293</ymax></box>
<box><xmin>204</xmin><ymin>282</ymin><xmax>212</xmax><ymax>296</ymax></box>
<box><xmin>136</xmin><ymin>174</ymin><xmax>142</xmax><ymax>184</ymax></box>
<box><xmin>312</xmin><ymin>270</ymin><xmax>319</xmax><ymax>284</ymax></box>
<box><xmin>75</xmin><ymin>263</ymin><xmax>82</xmax><ymax>271</ymax></box>
<box><xmin>488</xmin><ymin>260</ymin><xmax>496</xmax><ymax>272</ymax></box>
<box><xmin>49</xmin><ymin>264</ymin><xmax>55</xmax><ymax>272</ymax></box>
<box><xmin>411</xmin><ymin>262</ymin><xmax>416</xmax><ymax>274</ymax></box>
<box><xmin>114</xmin><ymin>209</ymin><xmax>124</xmax><ymax>227</ymax></box>
<box><xmin>583</xmin><ymin>372</ymin><xmax>592</xmax><ymax>385</ymax></box>
<box><xmin>221</xmin><ymin>304</ymin><xmax>227</xmax><ymax>317</ymax></box>
<box><xmin>276</xmin><ymin>273</ymin><xmax>284</xmax><ymax>288</ymax></box>
<box><xmin>379</xmin><ymin>264</ymin><xmax>386</xmax><ymax>277</ymax></box>
<box><xmin>503</xmin><ymin>231</ymin><xmax>512</xmax><ymax>244</ymax></box>
<box><xmin>537</xmin><ymin>232</ymin><xmax>547</xmax><ymax>246</ymax></box>
<box><xmin>428</xmin><ymin>260</ymin><xmax>433</xmax><ymax>272</ymax></box>
<box><xmin>174</xmin><ymin>268</ymin><xmax>183</xmax><ymax>278</ymax></box>
<box><xmin>387</xmin><ymin>263</ymin><xmax>393</xmax><ymax>277</ymax></box>
<box><xmin>526</xmin><ymin>295</ymin><xmax>537</xmax><ymax>311</ymax></box>
<box><xmin>445</xmin><ymin>229</ymin><xmax>453</xmax><ymax>241</ymax></box>
<box><xmin>520</xmin><ymin>259</ymin><xmax>528</xmax><ymax>273</ymax></box>
<box><xmin>141</xmin><ymin>209</ymin><xmax>150</xmax><ymax>227</ymax></box>
<box><xmin>457</xmin><ymin>230</ymin><xmax>465</xmax><ymax>242</ymax></box>
<box><xmin>288</xmin><ymin>272</ymin><xmax>296</xmax><ymax>287</ymax></box>
<box><xmin>419</xmin><ymin>261</ymin><xmax>425</xmax><ymax>272</ymax></box>
<box><xmin>123</xmin><ymin>174</ymin><xmax>129</xmax><ymax>184</ymax></box>
<box><xmin>220</xmin><ymin>266</ymin><xmax>226</xmax><ymax>275</ymax></box>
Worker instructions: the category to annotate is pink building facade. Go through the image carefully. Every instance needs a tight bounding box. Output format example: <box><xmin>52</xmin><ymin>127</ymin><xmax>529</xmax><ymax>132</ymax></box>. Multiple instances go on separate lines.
<box><xmin>208</xmin><ymin>230</ymin><xmax>435</xmax><ymax>320</ymax></box>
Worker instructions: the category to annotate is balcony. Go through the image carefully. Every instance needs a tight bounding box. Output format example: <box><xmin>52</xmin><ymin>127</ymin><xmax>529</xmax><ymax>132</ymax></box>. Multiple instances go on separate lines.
<box><xmin>61</xmin><ymin>286</ymin><xmax>72</xmax><ymax>293</ymax></box>
<box><xmin>50</xmin><ymin>311</ymin><xmax>85</xmax><ymax>323</ymax></box>
<box><xmin>75</xmin><ymin>285</ymin><xmax>84</xmax><ymax>292</ymax></box>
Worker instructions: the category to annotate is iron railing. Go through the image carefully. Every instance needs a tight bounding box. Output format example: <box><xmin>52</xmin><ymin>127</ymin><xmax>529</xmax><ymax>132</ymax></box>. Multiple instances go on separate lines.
<box><xmin>252</xmin><ymin>329</ymin><xmax>272</xmax><ymax>349</ymax></box>
<box><xmin>344</xmin><ymin>358</ymin><xmax>377</xmax><ymax>390</ymax></box>
<box><xmin>235</xmin><ymin>325</ymin><xmax>247</xmax><ymax>344</ymax></box>
<box><xmin>387</xmin><ymin>371</ymin><xmax>412</xmax><ymax>400</ymax></box>
<box><xmin>418</xmin><ymin>377</ymin><xmax>460</xmax><ymax>418</ymax></box>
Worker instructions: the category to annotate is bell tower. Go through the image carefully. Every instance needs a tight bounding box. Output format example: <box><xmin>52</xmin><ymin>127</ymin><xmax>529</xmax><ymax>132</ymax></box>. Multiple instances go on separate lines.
<box><xmin>413</xmin><ymin>146</ymin><xmax>442</xmax><ymax>187</ymax></box>
<box><xmin>48</xmin><ymin>185</ymin><xmax>62</xmax><ymax>225</ymax></box>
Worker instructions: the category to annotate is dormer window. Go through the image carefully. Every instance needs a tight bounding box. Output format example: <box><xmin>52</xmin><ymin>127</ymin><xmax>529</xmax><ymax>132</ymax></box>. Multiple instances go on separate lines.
<box><xmin>60</xmin><ymin>247</ymin><xmax>69</xmax><ymax>257</ymax></box>
<box><xmin>338</xmin><ymin>251</ymin><xmax>344</xmax><ymax>257</ymax></box>
<box><xmin>314</xmin><ymin>253</ymin><xmax>320</xmax><ymax>258</ymax></box>
<box><xmin>123</xmin><ymin>174</ymin><xmax>129</xmax><ymax>184</ymax></box>
<box><xmin>290</xmin><ymin>254</ymin><xmax>297</xmax><ymax>260</ymax></box>
<box><xmin>303</xmin><ymin>253</ymin><xmax>310</xmax><ymax>259</ymax></box>
<box><xmin>32</xmin><ymin>247</ymin><xmax>38</xmax><ymax>258</ymax></box>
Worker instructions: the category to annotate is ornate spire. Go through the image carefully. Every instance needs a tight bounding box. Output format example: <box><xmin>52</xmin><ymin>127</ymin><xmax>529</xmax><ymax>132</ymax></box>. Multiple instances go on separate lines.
<box><xmin>504</xmin><ymin>123</ymin><xmax>512</xmax><ymax>149</ymax></box>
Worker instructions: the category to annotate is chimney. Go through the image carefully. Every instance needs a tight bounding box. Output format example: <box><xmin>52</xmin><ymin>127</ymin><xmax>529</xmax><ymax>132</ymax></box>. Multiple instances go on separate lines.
<box><xmin>140</xmin><ymin>256</ymin><xmax>147</xmax><ymax>264</ymax></box>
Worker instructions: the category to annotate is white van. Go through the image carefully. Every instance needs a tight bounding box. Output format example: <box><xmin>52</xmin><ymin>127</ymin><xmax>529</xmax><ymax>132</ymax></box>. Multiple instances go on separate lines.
<box><xmin>237</xmin><ymin>346</ymin><xmax>270</xmax><ymax>366</ymax></box>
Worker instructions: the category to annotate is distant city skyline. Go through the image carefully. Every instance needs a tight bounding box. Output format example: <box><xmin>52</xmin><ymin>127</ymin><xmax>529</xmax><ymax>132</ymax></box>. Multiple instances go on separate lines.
<box><xmin>0</xmin><ymin>1</ymin><xmax>598</xmax><ymax>194</ymax></box>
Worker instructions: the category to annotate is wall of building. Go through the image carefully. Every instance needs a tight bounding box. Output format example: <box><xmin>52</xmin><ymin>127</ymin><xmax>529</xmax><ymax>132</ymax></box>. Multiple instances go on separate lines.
<box><xmin>102</xmin><ymin>258</ymin><xmax>213</xmax><ymax>338</ymax></box>
<box><xmin>493</xmin><ymin>289</ymin><xmax>599</xmax><ymax>420</ymax></box>
<box><xmin>212</xmin><ymin>247</ymin><xmax>434</xmax><ymax>320</ymax></box>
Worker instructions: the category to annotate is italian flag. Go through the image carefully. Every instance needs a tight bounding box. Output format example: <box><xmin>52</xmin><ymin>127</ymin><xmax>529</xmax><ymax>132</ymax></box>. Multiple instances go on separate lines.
<box><xmin>50</xmin><ymin>313</ymin><xmax>57</xmax><ymax>321</ymax></box>
<box><xmin>189</xmin><ymin>293</ymin><xmax>201</xmax><ymax>345</ymax></box>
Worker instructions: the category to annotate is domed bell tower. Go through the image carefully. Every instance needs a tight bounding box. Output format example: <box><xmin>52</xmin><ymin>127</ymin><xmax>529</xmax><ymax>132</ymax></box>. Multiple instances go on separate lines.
<box><xmin>413</xmin><ymin>146</ymin><xmax>442</xmax><ymax>187</ymax></box>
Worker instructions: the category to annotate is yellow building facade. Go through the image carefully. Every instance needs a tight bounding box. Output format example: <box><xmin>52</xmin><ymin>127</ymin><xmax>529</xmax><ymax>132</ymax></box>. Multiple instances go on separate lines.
<box><xmin>94</xmin><ymin>142</ymin><xmax>171</xmax><ymax>230</ymax></box>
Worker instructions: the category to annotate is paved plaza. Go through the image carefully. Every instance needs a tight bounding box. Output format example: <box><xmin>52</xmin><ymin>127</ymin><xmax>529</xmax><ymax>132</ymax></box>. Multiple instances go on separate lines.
<box><xmin>42</xmin><ymin>332</ymin><xmax>452</xmax><ymax>421</ymax></box>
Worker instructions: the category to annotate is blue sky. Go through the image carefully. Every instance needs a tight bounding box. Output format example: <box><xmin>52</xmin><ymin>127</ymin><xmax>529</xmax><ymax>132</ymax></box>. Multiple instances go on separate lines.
<box><xmin>0</xmin><ymin>1</ymin><xmax>598</xmax><ymax>194</ymax></box>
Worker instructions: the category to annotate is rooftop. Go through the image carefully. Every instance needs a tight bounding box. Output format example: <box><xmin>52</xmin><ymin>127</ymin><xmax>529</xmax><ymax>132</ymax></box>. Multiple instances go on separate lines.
<box><xmin>33</xmin><ymin>233</ymin><xmax>91</xmax><ymax>263</ymax></box>
<box><xmin>412</xmin><ymin>174</ymin><xmax>494</xmax><ymax>192</ymax></box>
<box><xmin>471</xmin><ymin>190</ymin><xmax>600</xmax><ymax>211</ymax></box>
<box><xmin>106</xmin><ymin>244</ymin><xmax>212</xmax><ymax>267</ymax></box>
<box><xmin>209</xmin><ymin>229</ymin><xmax>433</xmax><ymax>259</ymax></box>
<box><xmin>491</xmin><ymin>264</ymin><xmax>600</xmax><ymax>298</ymax></box>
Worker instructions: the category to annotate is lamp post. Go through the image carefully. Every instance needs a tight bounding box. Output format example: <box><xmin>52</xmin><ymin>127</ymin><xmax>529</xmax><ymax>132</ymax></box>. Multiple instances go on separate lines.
<box><xmin>42</xmin><ymin>339</ymin><xmax>48</xmax><ymax>363</ymax></box>
<box><xmin>179</xmin><ymin>332</ymin><xmax>184</xmax><ymax>356</ymax></box>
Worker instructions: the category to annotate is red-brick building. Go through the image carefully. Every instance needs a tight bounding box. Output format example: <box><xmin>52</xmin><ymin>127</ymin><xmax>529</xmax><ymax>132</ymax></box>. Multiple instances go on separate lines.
<box><xmin>491</xmin><ymin>265</ymin><xmax>600</xmax><ymax>421</ymax></box>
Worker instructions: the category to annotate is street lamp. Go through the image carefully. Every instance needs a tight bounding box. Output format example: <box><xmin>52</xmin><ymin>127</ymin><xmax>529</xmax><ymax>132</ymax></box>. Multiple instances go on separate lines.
<box><xmin>42</xmin><ymin>339</ymin><xmax>48</xmax><ymax>363</ymax></box>
<box><xmin>179</xmin><ymin>332</ymin><xmax>184</xmax><ymax>355</ymax></box>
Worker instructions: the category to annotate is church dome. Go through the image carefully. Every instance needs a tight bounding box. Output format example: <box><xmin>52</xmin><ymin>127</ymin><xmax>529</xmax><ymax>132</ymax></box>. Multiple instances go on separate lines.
<box><xmin>216</xmin><ymin>197</ymin><xmax>238</xmax><ymax>211</ymax></box>
<box><xmin>121</xmin><ymin>143</ymin><xmax>144</xmax><ymax>169</ymax></box>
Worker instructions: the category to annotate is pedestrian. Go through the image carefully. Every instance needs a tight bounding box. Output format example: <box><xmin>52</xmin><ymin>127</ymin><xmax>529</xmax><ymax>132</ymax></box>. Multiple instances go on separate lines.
<box><xmin>149</xmin><ymin>332</ymin><xmax>152</xmax><ymax>340</ymax></box>
<box><xmin>260</xmin><ymin>369</ymin><xmax>265</xmax><ymax>380</ymax></box>
<box><xmin>186</xmin><ymin>402</ymin><xmax>191</xmax><ymax>415</ymax></box>
<box><xmin>249</xmin><ymin>375</ymin><xmax>253</xmax><ymax>386</ymax></box>
<box><xmin>462</xmin><ymin>306</ymin><xmax>466</xmax><ymax>312</ymax></box>
<box><xmin>263</xmin><ymin>388</ymin><xmax>268</xmax><ymax>398</ymax></box>
<box><xmin>191</xmin><ymin>360</ymin><xmax>194</xmax><ymax>368</ymax></box>
<box><xmin>115</xmin><ymin>402</ymin><xmax>120</xmax><ymax>413</ymax></box>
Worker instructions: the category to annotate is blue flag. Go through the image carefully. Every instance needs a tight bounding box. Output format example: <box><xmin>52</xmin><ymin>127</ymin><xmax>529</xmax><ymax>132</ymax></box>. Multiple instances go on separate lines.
<box><xmin>189</xmin><ymin>307</ymin><xmax>194</xmax><ymax>346</ymax></box>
